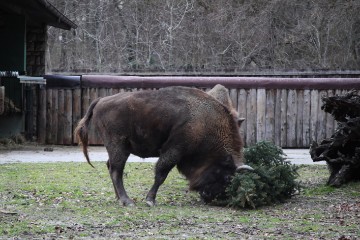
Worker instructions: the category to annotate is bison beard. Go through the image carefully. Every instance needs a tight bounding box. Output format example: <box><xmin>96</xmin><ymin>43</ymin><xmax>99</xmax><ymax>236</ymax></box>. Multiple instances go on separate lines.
<box><xmin>75</xmin><ymin>85</ymin><xmax>250</xmax><ymax>206</ymax></box>
<box><xmin>185</xmin><ymin>158</ymin><xmax>236</xmax><ymax>203</ymax></box>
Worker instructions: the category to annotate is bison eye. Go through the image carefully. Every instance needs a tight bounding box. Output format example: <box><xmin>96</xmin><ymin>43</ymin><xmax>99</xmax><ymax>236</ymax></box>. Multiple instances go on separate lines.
<box><xmin>225</xmin><ymin>155</ymin><xmax>232</xmax><ymax>162</ymax></box>
<box><xmin>224</xmin><ymin>175</ymin><xmax>232</xmax><ymax>183</ymax></box>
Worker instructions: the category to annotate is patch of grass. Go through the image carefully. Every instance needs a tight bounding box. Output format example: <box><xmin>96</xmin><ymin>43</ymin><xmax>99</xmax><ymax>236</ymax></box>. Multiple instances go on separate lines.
<box><xmin>295</xmin><ymin>221</ymin><xmax>322</xmax><ymax>233</ymax></box>
<box><xmin>1</xmin><ymin>161</ymin><xmax>359</xmax><ymax>239</ymax></box>
<box><xmin>344</xmin><ymin>182</ymin><xmax>360</xmax><ymax>197</ymax></box>
<box><xmin>303</xmin><ymin>185</ymin><xmax>336</xmax><ymax>196</ymax></box>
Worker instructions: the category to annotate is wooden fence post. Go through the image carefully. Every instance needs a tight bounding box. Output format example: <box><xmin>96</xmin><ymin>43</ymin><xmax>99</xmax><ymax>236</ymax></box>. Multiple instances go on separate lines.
<box><xmin>37</xmin><ymin>86</ymin><xmax>46</xmax><ymax>143</ymax></box>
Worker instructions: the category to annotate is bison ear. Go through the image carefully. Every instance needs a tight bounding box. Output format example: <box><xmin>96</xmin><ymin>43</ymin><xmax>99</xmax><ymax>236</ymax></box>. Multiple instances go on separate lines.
<box><xmin>237</xmin><ymin>118</ymin><xmax>245</xmax><ymax>127</ymax></box>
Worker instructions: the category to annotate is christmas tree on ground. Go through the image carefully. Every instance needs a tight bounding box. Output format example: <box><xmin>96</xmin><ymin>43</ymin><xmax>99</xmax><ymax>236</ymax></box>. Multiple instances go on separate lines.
<box><xmin>224</xmin><ymin>141</ymin><xmax>300</xmax><ymax>209</ymax></box>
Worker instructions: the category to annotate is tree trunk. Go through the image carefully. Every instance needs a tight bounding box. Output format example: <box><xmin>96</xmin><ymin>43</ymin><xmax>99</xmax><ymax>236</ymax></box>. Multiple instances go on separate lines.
<box><xmin>310</xmin><ymin>90</ymin><xmax>360</xmax><ymax>186</ymax></box>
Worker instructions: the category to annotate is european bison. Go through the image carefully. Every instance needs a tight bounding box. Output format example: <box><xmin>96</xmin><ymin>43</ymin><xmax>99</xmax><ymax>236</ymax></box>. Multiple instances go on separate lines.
<box><xmin>75</xmin><ymin>85</ymin><xmax>251</xmax><ymax>206</ymax></box>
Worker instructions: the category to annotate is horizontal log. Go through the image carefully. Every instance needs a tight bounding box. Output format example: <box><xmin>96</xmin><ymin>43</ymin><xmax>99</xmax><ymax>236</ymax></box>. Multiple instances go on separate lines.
<box><xmin>43</xmin><ymin>75</ymin><xmax>360</xmax><ymax>90</ymax></box>
<box><xmin>44</xmin><ymin>75</ymin><xmax>80</xmax><ymax>89</ymax></box>
<box><xmin>81</xmin><ymin>75</ymin><xmax>360</xmax><ymax>90</ymax></box>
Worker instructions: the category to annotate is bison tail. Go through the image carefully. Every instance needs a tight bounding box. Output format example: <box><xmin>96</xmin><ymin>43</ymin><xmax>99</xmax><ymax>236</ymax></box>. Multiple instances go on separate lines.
<box><xmin>74</xmin><ymin>98</ymin><xmax>101</xmax><ymax>168</ymax></box>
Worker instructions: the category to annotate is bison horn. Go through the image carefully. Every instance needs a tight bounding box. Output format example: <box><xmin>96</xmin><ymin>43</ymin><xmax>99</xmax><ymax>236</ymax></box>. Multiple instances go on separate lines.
<box><xmin>236</xmin><ymin>164</ymin><xmax>254</xmax><ymax>172</ymax></box>
<box><xmin>237</xmin><ymin>118</ymin><xmax>245</xmax><ymax>127</ymax></box>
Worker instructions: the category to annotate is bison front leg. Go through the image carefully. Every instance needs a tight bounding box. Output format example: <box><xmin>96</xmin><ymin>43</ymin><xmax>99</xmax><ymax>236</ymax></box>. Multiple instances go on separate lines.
<box><xmin>107</xmin><ymin>148</ymin><xmax>134</xmax><ymax>206</ymax></box>
<box><xmin>145</xmin><ymin>149</ymin><xmax>181</xmax><ymax>207</ymax></box>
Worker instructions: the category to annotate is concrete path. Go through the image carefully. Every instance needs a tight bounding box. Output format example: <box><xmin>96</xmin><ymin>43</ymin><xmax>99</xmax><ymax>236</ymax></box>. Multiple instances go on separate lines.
<box><xmin>0</xmin><ymin>145</ymin><xmax>324</xmax><ymax>165</ymax></box>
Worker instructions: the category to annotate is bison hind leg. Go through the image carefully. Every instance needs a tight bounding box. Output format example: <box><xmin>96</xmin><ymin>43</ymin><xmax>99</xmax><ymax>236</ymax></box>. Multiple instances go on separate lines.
<box><xmin>107</xmin><ymin>159</ymin><xmax>120</xmax><ymax>200</ymax></box>
<box><xmin>106</xmin><ymin>144</ymin><xmax>134</xmax><ymax>206</ymax></box>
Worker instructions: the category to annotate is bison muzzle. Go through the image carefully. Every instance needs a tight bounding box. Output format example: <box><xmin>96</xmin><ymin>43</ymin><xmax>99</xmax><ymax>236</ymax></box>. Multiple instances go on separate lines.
<box><xmin>74</xmin><ymin>85</ymin><xmax>251</xmax><ymax>206</ymax></box>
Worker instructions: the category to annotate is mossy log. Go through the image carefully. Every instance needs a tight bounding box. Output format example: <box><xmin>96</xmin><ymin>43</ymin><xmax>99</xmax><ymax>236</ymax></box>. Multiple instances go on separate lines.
<box><xmin>310</xmin><ymin>90</ymin><xmax>360</xmax><ymax>187</ymax></box>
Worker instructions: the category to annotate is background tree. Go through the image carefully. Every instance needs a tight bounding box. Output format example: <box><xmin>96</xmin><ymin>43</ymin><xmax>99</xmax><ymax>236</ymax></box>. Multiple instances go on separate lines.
<box><xmin>47</xmin><ymin>0</ymin><xmax>360</xmax><ymax>73</ymax></box>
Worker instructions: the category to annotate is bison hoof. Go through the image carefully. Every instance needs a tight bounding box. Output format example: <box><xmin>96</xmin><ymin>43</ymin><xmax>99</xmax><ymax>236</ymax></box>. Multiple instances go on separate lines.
<box><xmin>236</xmin><ymin>164</ymin><xmax>254</xmax><ymax>172</ymax></box>
<box><xmin>122</xmin><ymin>199</ymin><xmax>135</xmax><ymax>207</ymax></box>
<box><xmin>145</xmin><ymin>200</ymin><xmax>156</xmax><ymax>207</ymax></box>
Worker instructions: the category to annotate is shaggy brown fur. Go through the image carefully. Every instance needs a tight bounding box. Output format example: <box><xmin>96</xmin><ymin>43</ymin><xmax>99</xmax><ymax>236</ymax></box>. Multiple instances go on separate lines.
<box><xmin>74</xmin><ymin>86</ymin><xmax>249</xmax><ymax>206</ymax></box>
<box><xmin>207</xmin><ymin>84</ymin><xmax>245</xmax><ymax>167</ymax></box>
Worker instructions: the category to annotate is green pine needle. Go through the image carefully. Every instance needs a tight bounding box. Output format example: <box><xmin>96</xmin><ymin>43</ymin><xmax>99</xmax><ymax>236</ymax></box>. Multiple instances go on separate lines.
<box><xmin>224</xmin><ymin>141</ymin><xmax>300</xmax><ymax>209</ymax></box>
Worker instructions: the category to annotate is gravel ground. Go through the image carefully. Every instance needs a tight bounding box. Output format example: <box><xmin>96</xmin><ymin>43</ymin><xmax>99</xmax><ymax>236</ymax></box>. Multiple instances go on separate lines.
<box><xmin>0</xmin><ymin>144</ymin><xmax>324</xmax><ymax>165</ymax></box>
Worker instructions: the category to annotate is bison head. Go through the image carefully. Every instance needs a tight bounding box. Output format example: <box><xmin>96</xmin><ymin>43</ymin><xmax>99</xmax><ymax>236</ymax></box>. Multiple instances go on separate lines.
<box><xmin>189</xmin><ymin>155</ymin><xmax>237</xmax><ymax>203</ymax></box>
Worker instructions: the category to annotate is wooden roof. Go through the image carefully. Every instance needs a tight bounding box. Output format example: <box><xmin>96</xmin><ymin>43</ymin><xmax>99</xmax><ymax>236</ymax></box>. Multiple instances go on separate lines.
<box><xmin>0</xmin><ymin>0</ymin><xmax>76</xmax><ymax>30</ymax></box>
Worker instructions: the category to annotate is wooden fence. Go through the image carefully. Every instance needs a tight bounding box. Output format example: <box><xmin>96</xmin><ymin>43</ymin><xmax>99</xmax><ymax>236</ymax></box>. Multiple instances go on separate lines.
<box><xmin>36</xmin><ymin>75</ymin><xmax>360</xmax><ymax>148</ymax></box>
